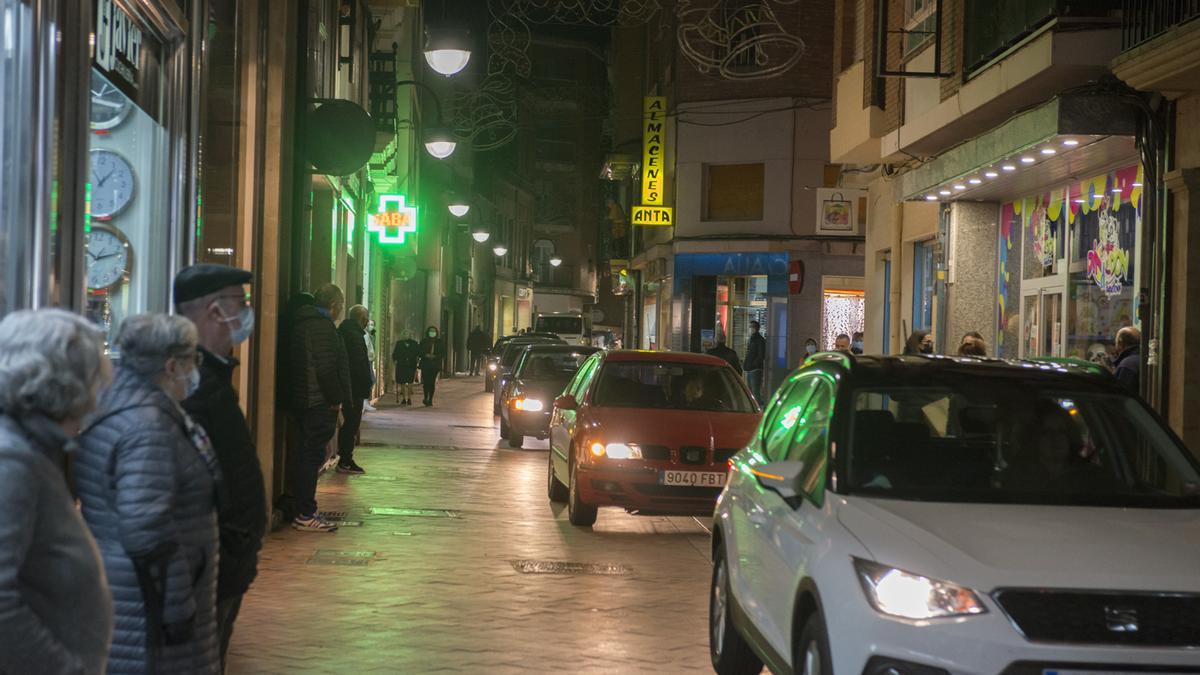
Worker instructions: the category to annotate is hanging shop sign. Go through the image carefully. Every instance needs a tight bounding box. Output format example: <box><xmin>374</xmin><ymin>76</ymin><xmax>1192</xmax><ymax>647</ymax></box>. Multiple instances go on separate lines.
<box><xmin>632</xmin><ymin>205</ymin><xmax>673</xmax><ymax>226</ymax></box>
<box><xmin>369</xmin><ymin>194</ymin><xmax>417</xmax><ymax>245</ymax></box>
<box><xmin>632</xmin><ymin>96</ymin><xmax>671</xmax><ymax>227</ymax></box>
<box><xmin>92</xmin><ymin>0</ymin><xmax>165</xmax><ymax>120</ymax></box>
<box><xmin>94</xmin><ymin>0</ymin><xmax>143</xmax><ymax>92</ymax></box>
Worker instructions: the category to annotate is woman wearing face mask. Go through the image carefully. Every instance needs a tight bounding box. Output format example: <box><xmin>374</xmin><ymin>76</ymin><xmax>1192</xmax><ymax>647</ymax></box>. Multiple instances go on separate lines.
<box><xmin>904</xmin><ymin>329</ymin><xmax>935</xmax><ymax>356</ymax></box>
<box><xmin>77</xmin><ymin>314</ymin><xmax>222</xmax><ymax>674</ymax></box>
<box><xmin>418</xmin><ymin>326</ymin><xmax>446</xmax><ymax>407</ymax></box>
<box><xmin>0</xmin><ymin>310</ymin><xmax>114</xmax><ymax>675</ymax></box>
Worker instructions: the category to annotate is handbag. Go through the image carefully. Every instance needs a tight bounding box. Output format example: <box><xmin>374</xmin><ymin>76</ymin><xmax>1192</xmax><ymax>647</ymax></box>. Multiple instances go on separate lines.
<box><xmin>822</xmin><ymin>192</ymin><xmax>852</xmax><ymax>230</ymax></box>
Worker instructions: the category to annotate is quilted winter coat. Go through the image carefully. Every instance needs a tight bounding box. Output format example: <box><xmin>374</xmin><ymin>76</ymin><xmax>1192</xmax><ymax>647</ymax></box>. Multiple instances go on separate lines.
<box><xmin>76</xmin><ymin>367</ymin><xmax>221</xmax><ymax>675</ymax></box>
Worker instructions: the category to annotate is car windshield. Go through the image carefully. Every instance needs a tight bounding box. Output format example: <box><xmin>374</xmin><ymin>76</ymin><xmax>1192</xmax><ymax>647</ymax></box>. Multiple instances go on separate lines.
<box><xmin>491</xmin><ymin>338</ymin><xmax>511</xmax><ymax>353</ymax></box>
<box><xmin>846</xmin><ymin>385</ymin><xmax>1200</xmax><ymax>508</ymax></box>
<box><xmin>592</xmin><ymin>362</ymin><xmax>755</xmax><ymax>413</ymax></box>
<box><xmin>535</xmin><ymin>316</ymin><xmax>583</xmax><ymax>335</ymax></box>
<box><xmin>515</xmin><ymin>349</ymin><xmax>596</xmax><ymax>380</ymax></box>
<box><xmin>501</xmin><ymin>340</ymin><xmax>559</xmax><ymax>367</ymax></box>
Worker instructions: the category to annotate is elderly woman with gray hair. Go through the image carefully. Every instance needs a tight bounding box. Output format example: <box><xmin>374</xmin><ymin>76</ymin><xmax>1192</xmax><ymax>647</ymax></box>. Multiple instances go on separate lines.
<box><xmin>0</xmin><ymin>309</ymin><xmax>114</xmax><ymax>674</ymax></box>
<box><xmin>76</xmin><ymin>314</ymin><xmax>222</xmax><ymax>675</ymax></box>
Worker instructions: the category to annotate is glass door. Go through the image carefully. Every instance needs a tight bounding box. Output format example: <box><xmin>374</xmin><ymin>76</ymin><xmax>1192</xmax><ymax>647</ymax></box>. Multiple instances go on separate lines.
<box><xmin>1021</xmin><ymin>285</ymin><xmax>1065</xmax><ymax>358</ymax></box>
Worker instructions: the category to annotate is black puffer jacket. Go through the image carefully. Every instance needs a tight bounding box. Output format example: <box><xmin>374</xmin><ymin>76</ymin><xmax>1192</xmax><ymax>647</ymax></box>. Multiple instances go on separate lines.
<box><xmin>182</xmin><ymin>349</ymin><xmax>266</xmax><ymax>602</ymax></box>
<box><xmin>286</xmin><ymin>305</ymin><xmax>351</xmax><ymax>411</ymax></box>
<box><xmin>338</xmin><ymin>320</ymin><xmax>374</xmax><ymax>401</ymax></box>
<box><xmin>76</xmin><ymin>368</ymin><xmax>220</xmax><ymax>674</ymax></box>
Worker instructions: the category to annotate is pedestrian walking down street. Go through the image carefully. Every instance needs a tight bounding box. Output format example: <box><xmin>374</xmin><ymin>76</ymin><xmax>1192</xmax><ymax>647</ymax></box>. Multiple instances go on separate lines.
<box><xmin>0</xmin><ymin>310</ymin><xmax>114</xmax><ymax>675</ymax></box>
<box><xmin>419</xmin><ymin>325</ymin><xmax>446</xmax><ymax>407</ymax></box>
<box><xmin>76</xmin><ymin>314</ymin><xmax>222</xmax><ymax>675</ymax></box>
<box><xmin>705</xmin><ymin>332</ymin><xmax>742</xmax><ymax>374</ymax></box>
<box><xmin>744</xmin><ymin>320</ymin><xmax>766</xmax><ymax>403</ymax></box>
<box><xmin>905</xmin><ymin>329</ymin><xmax>934</xmax><ymax>355</ymax></box>
<box><xmin>392</xmin><ymin>329</ymin><xmax>421</xmax><ymax>405</ymax></box>
<box><xmin>336</xmin><ymin>305</ymin><xmax>373</xmax><ymax>475</ymax></box>
<box><xmin>174</xmin><ymin>264</ymin><xmax>267</xmax><ymax>668</ymax></box>
<box><xmin>467</xmin><ymin>325</ymin><xmax>489</xmax><ymax>376</ymax></box>
<box><xmin>1113</xmin><ymin>326</ymin><xmax>1141</xmax><ymax>393</ymax></box>
<box><xmin>363</xmin><ymin>319</ymin><xmax>378</xmax><ymax>412</ymax></box>
<box><xmin>281</xmin><ymin>283</ymin><xmax>351</xmax><ymax>533</ymax></box>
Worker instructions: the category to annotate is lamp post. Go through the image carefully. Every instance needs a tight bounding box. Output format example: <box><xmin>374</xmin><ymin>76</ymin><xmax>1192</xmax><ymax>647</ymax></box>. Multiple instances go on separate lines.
<box><xmin>396</xmin><ymin>79</ymin><xmax>456</xmax><ymax>159</ymax></box>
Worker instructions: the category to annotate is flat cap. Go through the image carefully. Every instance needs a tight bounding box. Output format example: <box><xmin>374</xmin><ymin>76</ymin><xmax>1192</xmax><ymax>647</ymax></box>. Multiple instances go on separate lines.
<box><xmin>173</xmin><ymin>264</ymin><xmax>252</xmax><ymax>305</ymax></box>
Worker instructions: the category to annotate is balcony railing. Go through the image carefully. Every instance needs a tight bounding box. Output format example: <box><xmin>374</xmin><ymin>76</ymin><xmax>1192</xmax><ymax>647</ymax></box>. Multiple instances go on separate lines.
<box><xmin>1122</xmin><ymin>0</ymin><xmax>1200</xmax><ymax>50</ymax></box>
<box><xmin>964</xmin><ymin>0</ymin><xmax>1121</xmax><ymax>75</ymax></box>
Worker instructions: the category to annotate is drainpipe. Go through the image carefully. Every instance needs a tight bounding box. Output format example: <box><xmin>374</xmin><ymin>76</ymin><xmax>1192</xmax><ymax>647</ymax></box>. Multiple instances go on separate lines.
<box><xmin>889</xmin><ymin>201</ymin><xmax>904</xmax><ymax>354</ymax></box>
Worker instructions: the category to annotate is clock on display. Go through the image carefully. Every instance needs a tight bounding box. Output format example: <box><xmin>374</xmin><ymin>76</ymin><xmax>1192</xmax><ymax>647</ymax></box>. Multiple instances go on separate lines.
<box><xmin>88</xmin><ymin>149</ymin><xmax>136</xmax><ymax>219</ymax></box>
<box><xmin>90</xmin><ymin>71</ymin><xmax>132</xmax><ymax>130</ymax></box>
<box><xmin>85</xmin><ymin>225</ymin><xmax>133</xmax><ymax>290</ymax></box>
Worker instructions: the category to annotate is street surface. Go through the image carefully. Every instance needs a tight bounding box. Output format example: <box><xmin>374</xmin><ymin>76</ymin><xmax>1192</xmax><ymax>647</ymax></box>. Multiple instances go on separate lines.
<box><xmin>227</xmin><ymin>376</ymin><xmax>721</xmax><ymax>674</ymax></box>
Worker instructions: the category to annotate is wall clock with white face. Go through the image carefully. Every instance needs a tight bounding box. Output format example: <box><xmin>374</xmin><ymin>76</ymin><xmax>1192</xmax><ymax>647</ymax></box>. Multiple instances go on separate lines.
<box><xmin>89</xmin><ymin>149</ymin><xmax>136</xmax><ymax>219</ymax></box>
<box><xmin>90</xmin><ymin>71</ymin><xmax>132</xmax><ymax>131</ymax></box>
<box><xmin>85</xmin><ymin>225</ymin><xmax>133</xmax><ymax>290</ymax></box>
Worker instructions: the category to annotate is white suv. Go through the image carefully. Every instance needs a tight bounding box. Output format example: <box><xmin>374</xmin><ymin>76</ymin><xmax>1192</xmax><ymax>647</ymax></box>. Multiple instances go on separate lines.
<box><xmin>710</xmin><ymin>354</ymin><xmax>1200</xmax><ymax>675</ymax></box>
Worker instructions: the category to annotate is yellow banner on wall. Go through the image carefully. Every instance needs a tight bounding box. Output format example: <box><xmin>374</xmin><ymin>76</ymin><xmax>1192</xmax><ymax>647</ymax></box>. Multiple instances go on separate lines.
<box><xmin>641</xmin><ymin>96</ymin><xmax>666</xmax><ymax>206</ymax></box>
<box><xmin>631</xmin><ymin>205</ymin><xmax>673</xmax><ymax>226</ymax></box>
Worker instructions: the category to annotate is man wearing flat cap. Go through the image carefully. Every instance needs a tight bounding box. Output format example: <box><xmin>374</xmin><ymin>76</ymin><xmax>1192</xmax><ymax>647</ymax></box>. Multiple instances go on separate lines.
<box><xmin>174</xmin><ymin>264</ymin><xmax>266</xmax><ymax>668</ymax></box>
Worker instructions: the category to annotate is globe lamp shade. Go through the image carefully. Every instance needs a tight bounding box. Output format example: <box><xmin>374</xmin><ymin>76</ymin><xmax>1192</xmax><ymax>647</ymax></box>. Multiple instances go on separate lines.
<box><xmin>493</xmin><ymin>244</ymin><xmax>508</xmax><ymax>257</ymax></box>
<box><xmin>424</xmin><ymin>128</ymin><xmax>457</xmax><ymax>159</ymax></box>
<box><xmin>448</xmin><ymin>203</ymin><xmax>470</xmax><ymax>217</ymax></box>
<box><xmin>549</xmin><ymin>256</ymin><xmax>563</xmax><ymax>267</ymax></box>
<box><xmin>424</xmin><ymin>29</ymin><xmax>471</xmax><ymax>76</ymax></box>
<box><xmin>471</xmin><ymin>226</ymin><xmax>490</xmax><ymax>243</ymax></box>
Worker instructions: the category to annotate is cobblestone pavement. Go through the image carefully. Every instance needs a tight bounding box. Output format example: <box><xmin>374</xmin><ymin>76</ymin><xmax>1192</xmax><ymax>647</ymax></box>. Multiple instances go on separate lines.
<box><xmin>227</xmin><ymin>375</ymin><xmax>721</xmax><ymax>674</ymax></box>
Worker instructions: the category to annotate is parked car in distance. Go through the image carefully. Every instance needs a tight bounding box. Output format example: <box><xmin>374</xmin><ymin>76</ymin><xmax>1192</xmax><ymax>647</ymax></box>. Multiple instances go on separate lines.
<box><xmin>483</xmin><ymin>337</ymin><xmax>514</xmax><ymax>392</ymax></box>
<box><xmin>547</xmin><ymin>350</ymin><xmax>761</xmax><ymax>526</ymax></box>
<box><xmin>493</xmin><ymin>336</ymin><xmax>564</xmax><ymax>414</ymax></box>
<box><xmin>499</xmin><ymin>344</ymin><xmax>600</xmax><ymax>448</ymax></box>
<box><xmin>710</xmin><ymin>352</ymin><xmax>1200</xmax><ymax>675</ymax></box>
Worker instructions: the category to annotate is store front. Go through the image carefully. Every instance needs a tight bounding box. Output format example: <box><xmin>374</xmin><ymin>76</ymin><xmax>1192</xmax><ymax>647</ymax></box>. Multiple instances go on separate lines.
<box><xmin>997</xmin><ymin>165</ymin><xmax>1143</xmax><ymax>364</ymax></box>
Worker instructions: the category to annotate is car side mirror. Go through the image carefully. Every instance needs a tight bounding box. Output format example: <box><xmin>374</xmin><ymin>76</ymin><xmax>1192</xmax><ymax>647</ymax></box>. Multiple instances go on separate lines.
<box><xmin>554</xmin><ymin>394</ymin><xmax>578</xmax><ymax>411</ymax></box>
<box><xmin>750</xmin><ymin>460</ymin><xmax>806</xmax><ymax>501</ymax></box>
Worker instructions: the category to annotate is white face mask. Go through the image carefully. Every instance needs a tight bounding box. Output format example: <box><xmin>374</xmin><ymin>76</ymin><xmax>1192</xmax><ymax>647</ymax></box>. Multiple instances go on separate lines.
<box><xmin>217</xmin><ymin>304</ymin><xmax>255</xmax><ymax>345</ymax></box>
<box><xmin>178</xmin><ymin>366</ymin><xmax>201</xmax><ymax>399</ymax></box>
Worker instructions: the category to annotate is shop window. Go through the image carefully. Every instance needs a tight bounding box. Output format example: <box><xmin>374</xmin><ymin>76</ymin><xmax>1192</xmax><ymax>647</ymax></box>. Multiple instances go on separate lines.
<box><xmin>912</xmin><ymin>239</ymin><xmax>936</xmax><ymax>331</ymax></box>
<box><xmin>904</xmin><ymin>0</ymin><xmax>937</xmax><ymax>55</ymax></box>
<box><xmin>704</xmin><ymin>163</ymin><xmax>764</xmax><ymax>221</ymax></box>
<box><xmin>822</xmin><ymin>289</ymin><xmax>865</xmax><ymax>350</ymax></box>
<box><xmin>0</xmin><ymin>0</ymin><xmax>33</xmax><ymax>316</ymax></box>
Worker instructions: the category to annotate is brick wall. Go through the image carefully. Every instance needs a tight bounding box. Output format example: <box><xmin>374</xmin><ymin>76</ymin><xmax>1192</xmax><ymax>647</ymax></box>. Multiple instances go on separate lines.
<box><xmin>883</xmin><ymin>0</ymin><xmax>904</xmax><ymax>132</ymax></box>
<box><xmin>675</xmin><ymin>0</ymin><xmax>834</xmax><ymax>103</ymax></box>
<box><xmin>940</xmin><ymin>0</ymin><xmax>964</xmax><ymax>101</ymax></box>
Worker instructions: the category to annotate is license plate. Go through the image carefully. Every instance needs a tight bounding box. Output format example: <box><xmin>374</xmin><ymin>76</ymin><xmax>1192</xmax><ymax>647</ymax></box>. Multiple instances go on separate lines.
<box><xmin>659</xmin><ymin>470</ymin><xmax>727</xmax><ymax>487</ymax></box>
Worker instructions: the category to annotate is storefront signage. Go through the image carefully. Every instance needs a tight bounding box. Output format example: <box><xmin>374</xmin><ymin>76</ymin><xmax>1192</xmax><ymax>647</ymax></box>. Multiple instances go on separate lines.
<box><xmin>641</xmin><ymin>96</ymin><xmax>665</xmax><ymax>205</ymax></box>
<box><xmin>369</xmin><ymin>194</ymin><xmax>417</xmax><ymax>245</ymax></box>
<box><xmin>94</xmin><ymin>0</ymin><xmax>143</xmax><ymax>95</ymax></box>
<box><xmin>632</xmin><ymin>206</ymin><xmax>673</xmax><ymax>226</ymax></box>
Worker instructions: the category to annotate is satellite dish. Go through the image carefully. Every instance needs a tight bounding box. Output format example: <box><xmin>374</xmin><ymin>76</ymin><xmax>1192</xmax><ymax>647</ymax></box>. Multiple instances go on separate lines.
<box><xmin>307</xmin><ymin>100</ymin><xmax>375</xmax><ymax>176</ymax></box>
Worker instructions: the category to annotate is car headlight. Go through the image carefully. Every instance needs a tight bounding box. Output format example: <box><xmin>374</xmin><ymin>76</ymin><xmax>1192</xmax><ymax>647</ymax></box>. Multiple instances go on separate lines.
<box><xmin>854</xmin><ymin>559</ymin><xmax>986</xmax><ymax>620</ymax></box>
<box><xmin>589</xmin><ymin>442</ymin><xmax>642</xmax><ymax>459</ymax></box>
<box><xmin>512</xmin><ymin>397</ymin><xmax>544</xmax><ymax>412</ymax></box>
<box><xmin>488</xmin><ymin>363</ymin><xmax>497</xmax><ymax>371</ymax></box>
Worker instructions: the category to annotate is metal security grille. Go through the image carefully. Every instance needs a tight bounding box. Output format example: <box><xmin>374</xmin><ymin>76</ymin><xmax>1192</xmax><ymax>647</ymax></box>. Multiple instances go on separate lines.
<box><xmin>994</xmin><ymin>590</ymin><xmax>1200</xmax><ymax>647</ymax></box>
<box><xmin>1122</xmin><ymin>0</ymin><xmax>1200</xmax><ymax>50</ymax></box>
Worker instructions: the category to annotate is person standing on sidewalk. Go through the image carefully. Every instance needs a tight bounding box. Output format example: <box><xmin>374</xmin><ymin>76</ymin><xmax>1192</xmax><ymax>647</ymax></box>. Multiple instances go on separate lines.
<box><xmin>1113</xmin><ymin>326</ymin><xmax>1141</xmax><ymax>393</ymax></box>
<box><xmin>705</xmin><ymin>332</ymin><xmax>742</xmax><ymax>374</ymax></box>
<box><xmin>363</xmin><ymin>319</ymin><xmax>378</xmax><ymax>412</ymax></box>
<box><xmin>467</xmin><ymin>325</ymin><xmax>489</xmax><ymax>377</ymax></box>
<box><xmin>282</xmin><ymin>283</ymin><xmax>350</xmax><ymax>532</ymax></box>
<box><xmin>392</xmin><ymin>329</ymin><xmax>421</xmax><ymax>405</ymax></box>
<box><xmin>0</xmin><ymin>309</ymin><xmax>114</xmax><ymax>675</ymax></box>
<box><xmin>419</xmin><ymin>325</ymin><xmax>445</xmax><ymax>407</ymax></box>
<box><xmin>174</xmin><ymin>264</ymin><xmax>267</xmax><ymax>668</ymax></box>
<box><xmin>744</xmin><ymin>321</ymin><xmax>766</xmax><ymax>403</ymax></box>
<box><xmin>336</xmin><ymin>305</ymin><xmax>372</xmax><ymax>475</ymax></box>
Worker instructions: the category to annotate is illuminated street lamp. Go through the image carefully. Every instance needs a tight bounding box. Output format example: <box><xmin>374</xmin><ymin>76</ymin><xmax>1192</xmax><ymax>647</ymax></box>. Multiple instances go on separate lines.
<box><xmin>492</xmin><ymin>243</ymin><xmax>508</xmax><ymax>257</ymax></box>
<box><xmin>549</xmin><ymin>255</ymin><xmax>563</xmax><ymax>267</ymax></box>
<box><xmin>471</xmin><ymin>224</ymin><xmax>490</xmax><ymax>243</ymax></box>
<box><xmin>448</xmin><ymin>201</ymin><xmax>470</xmax><ymax>217</ymax></box>
<box><xmin>424</xmin><ymin>127</ymin><xmax>457</xmax><ymax>159</ymax></box>
<box><xmin>424</xmin><ymin>28</ymin><xmax>472</xmax><ymax>77</ymax></box>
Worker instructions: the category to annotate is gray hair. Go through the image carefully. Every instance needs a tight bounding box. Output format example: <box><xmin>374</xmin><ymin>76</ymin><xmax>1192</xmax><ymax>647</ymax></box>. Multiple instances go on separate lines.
<box><xmin>116</xmin><ymin>314</ymin><xmax>198</xmax><ymax>378</ymax></box>
<box><xmin>0</xmin><ymin>309</ymin><xmax>107</xmax><ymax>421</ymax></box>
<box><xmin>347</xmin><ymin>304</ymin><xmax>368</xmax><ymax>324</ymax></box>
<box><xmin>313</xmin><ymin>283</ymin><xmax>344</xmax><ymax>310</ymax></box>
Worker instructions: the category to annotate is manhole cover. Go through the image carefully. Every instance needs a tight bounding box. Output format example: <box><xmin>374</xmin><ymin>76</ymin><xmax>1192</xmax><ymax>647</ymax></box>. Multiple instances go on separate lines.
<box><xmin>510</xmin><ymin>559</ymin><xmax>633</xmax><ymax>576</ymax></box>
<box><xmin>306</xmin><ymin>557</ymin><xmax>369</xmax><ymax>567</ymax></box>
<box><xmin>368</xmin><ymin>507</ymin><xmax>461</xmax><ymax>518</ymax></box>
<box><xmin>313</xmin><ymin>550</ymin><xmax>376</xmax><ymax>558</ymax></box>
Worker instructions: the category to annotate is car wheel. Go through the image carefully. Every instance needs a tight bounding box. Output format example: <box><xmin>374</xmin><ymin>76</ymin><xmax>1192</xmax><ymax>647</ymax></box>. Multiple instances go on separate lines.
<box><xmin>547</xmin><ymin>451</ymin><xmax>568</xmax><ymax>502</ymax></box>
<box><xmin>710</xmin><ymin>547</ymin><xmax>763</xmax><ymax>675</ymax></box>
<box><xmin>499</xmin><ymin>417</ymin><xmax>510</xmax><ymax>439</ymax></box>
<box><xmin>794</xmin><ymin>608</ymin><xmax>833</xmax><ymax>675</ymax></box>
<box><xmin>567</xmin><ymin>458</ymin><xmax>597</xmax><ymax>527</ymax></box>
<box><xmin>508</xmin><ymin>432</ymin><xmax>524</xmax><ymax>448</ymax></box>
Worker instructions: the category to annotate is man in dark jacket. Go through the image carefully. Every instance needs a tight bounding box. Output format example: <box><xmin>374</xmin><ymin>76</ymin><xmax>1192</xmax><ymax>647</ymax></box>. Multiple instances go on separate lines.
<box><xmin>283</xmin><ymin>283</ymin><xmax>351</xmax><ymax>532</ymax></box>
<box><xmin>336</xmin><ymin>305</ymin><xmax>373</xmax><ymax>475</ymax></box>
<box><xmin>175</xmin><ymin>263</ymin><xmax>266</xmax><ymax>668</ymax></box>
<box><xmin>467</xmin><ymin>325</ymin><xmax>489</xmax><ymax>376</ymax></box>
<box><xmin>1113</xmin><ymin>326</ymin><xmax>1141</xmax><ymax>394</ymax></box>
<box><xmin>744</xmin><ymin>320</ymin><xmax>767</xmax><ymax>403</ymax></box>
<box><xmin>706</xmin><ymin>333</ymin><xmax>742</xmax><ymax>374</ymax></box>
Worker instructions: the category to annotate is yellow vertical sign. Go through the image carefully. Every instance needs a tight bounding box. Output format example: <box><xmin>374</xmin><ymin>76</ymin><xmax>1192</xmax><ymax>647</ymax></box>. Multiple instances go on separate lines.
<box><xmin>641</xmin><ymin>96</ymin><xmax>666</xmax><ymax>206</ymax></box>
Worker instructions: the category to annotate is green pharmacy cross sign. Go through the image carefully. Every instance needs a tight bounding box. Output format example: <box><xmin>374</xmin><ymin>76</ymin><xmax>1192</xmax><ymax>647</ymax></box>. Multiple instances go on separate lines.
<box><xmin>369</xmin><ymin>194</ymin><xmax>418</xmax><ymax>245</ymax></box>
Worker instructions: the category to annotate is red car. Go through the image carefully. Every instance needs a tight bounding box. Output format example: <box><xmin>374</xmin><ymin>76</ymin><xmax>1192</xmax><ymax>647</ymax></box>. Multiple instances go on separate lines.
<box><xmin>546</xmin><ymin>350</ymin><xmax>761</xmax><ymax>526</ymax></box>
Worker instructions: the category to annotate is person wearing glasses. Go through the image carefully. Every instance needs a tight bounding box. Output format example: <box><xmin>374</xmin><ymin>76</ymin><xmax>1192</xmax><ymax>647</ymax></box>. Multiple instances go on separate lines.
<box><xmin>175</xmin><ymin>264</ymin><xmax>266</xmax><ymax>668</ymax></box>
<box><xmin>76</xmin><ymin>314</ymin><xmax>222</xmax><ymax>674</ymax></box>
